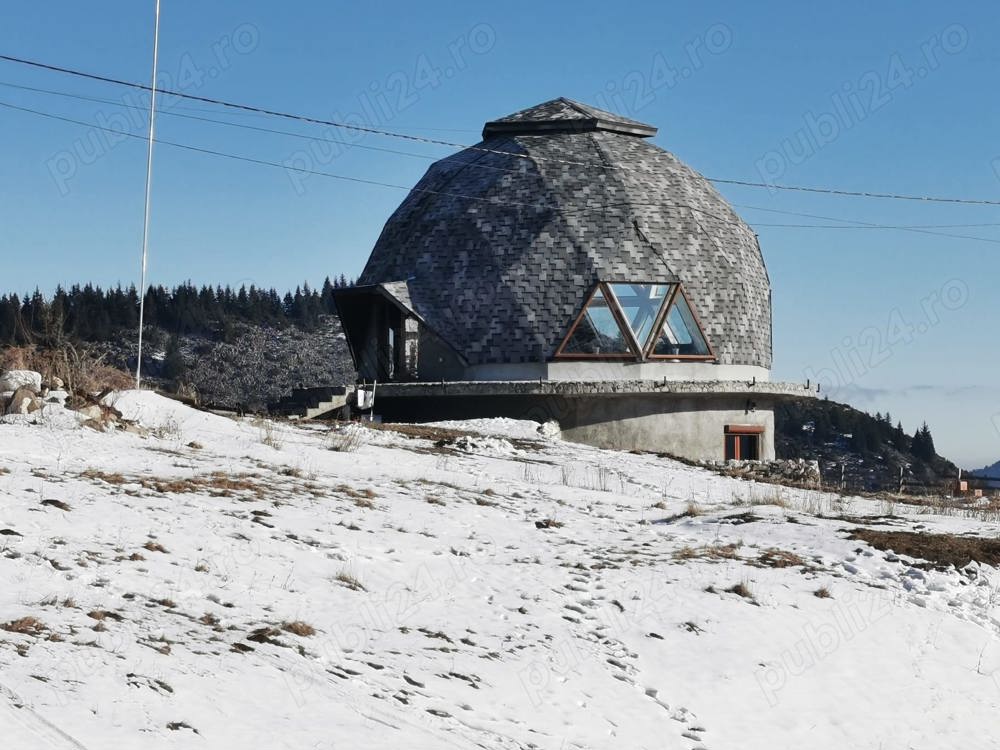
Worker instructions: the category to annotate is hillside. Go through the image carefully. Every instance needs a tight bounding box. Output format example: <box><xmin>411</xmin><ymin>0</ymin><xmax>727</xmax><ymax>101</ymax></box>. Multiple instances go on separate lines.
<box><xmin>1</xmin><ymin>393</ymin><xmax>999</xmax><ymax>748</ymax></box>
<box><xmin>95</xmin><ymin>316</ymin><xmax>354</xmax><ymax>411</ymax></box>
<box><xmin>776</xmin><ymin>397</ymin><xmax>959</xmax><ymax>494</ymax></box>
<box><xmin>972</xmin><ymin>461</ymin><xmax>1000</xmax><ymax>479</ymax></box>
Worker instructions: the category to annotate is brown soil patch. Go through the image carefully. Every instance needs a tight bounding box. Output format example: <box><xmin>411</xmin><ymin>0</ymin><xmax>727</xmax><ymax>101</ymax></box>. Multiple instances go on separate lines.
<box><xmin>850</xmin><ymin>528</ymin><xmax>1000</xmax><ymax>569</ymax></box>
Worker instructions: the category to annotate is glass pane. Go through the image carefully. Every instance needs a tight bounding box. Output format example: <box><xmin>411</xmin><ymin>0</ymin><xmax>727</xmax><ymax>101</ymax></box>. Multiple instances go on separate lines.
<box><xmin>724</xmin><ymin>435</ymin><xmax>738</xmax><ymax>461</ymax></box>
<box><xmin>608</xmin><ymin>283</ymin><xmax>671</xmax><ymax>347</ymax></box>
<box><xmin>738</xmin><ymin>435</ymin><xmax>760</xmax><ymax>461</ymax></box>
<box><xmin>651</xmin><ymin>291</ymin><xmax>711</xmax><ymax>356</ymax></box>
<box><xmin>561</xmin><ymin>287</ymin><xmax>632</xmax><ymax>354</ymax></box>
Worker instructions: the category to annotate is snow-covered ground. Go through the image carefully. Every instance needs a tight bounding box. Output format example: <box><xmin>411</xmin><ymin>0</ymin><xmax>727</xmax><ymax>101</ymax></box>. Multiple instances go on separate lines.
<box><xmin>1</xmin><ymin>391</ymin><xmax>999</xmax><ymax>749</ymax></box>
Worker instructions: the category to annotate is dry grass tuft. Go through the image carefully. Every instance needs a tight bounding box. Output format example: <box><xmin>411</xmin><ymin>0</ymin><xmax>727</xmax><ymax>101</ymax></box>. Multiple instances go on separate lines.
<box><xmin>337</xmin><ymin>484</ymin><xmax>377</xmax><ymax>501</ymax></box>
<box><xmin>143</xmin><ymin>541</ymin><xmax>169</xmax><ymax>554</ymax></box>
<box><xmin>3</xmin><ymin>616</ymin><xmax>47</xmax><ymax>635</ymax></box>
<box><xmin>726</xmin><ymin>581</ymin><xmax>755</xmax><ymax>600</ymax></box>
<box><xmin>534</xmin><ymin>518</ymin><xmax>563</xmax><ymax>529</ymax></box>
<box><xmin>82</xmin><ymin>468</ymin><xmax>278</xmax><ymax>500</ymax></box>
<box><xmin>282</xmin><ymin>620</ymin><xmax>316</xmax><ymax>637</ymax></box>
<box><xmin>87</xmin><ymin>609</ymin><xmax>123</xmax><ymax>622</ymax></box>
<box><xmin>673</xmin><ymin>542</ymin><xmax>741</xmax><ymax>561</ymax></box>
<box><xmin>334</xmin><ymin>571</ymin><xmax>366</xmax><ymax>591</ymax></box>
<box><xmin>81</xmin><ymin>469</ymin><xmax>127</xmax><ymax>485</ymax></box>
<box><xmin>814</xmin><ymin>586</ymin><xmax>832</xmax><ymax>599</ymax></box>
<box><xmin>757</xmin><ymin>548</ymin><xmax>806</xmax><ymax>569</ymax></box>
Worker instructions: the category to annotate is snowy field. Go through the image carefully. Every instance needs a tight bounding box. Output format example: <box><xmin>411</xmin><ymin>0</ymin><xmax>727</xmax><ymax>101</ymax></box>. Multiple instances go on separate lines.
<box><xmin>1</xmin><ymin>391</ymin><xmax>999</xmax><ymax>749</ymax></box>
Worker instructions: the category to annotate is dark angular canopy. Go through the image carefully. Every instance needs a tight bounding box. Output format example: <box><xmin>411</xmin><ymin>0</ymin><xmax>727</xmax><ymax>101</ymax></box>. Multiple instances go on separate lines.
<box><xmin>357</xmin><ymin>98</ymin><xmax>772</xmax><ymax>369</ymax></box>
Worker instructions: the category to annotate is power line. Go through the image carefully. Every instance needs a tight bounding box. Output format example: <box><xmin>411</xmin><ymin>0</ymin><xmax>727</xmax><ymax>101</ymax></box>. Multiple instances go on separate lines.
<box><xmin>735</xmin><ymin>203</ymin><xmax>1000</xmax><ymax>246</ymax></box>
<box><xmin>4</xmin><ymin>97</ymin><xmax>1000</xmax><ymax>247</ymax></box>
<box><xmin>707</xmin><ymin>177</ymin><xmax>1000</xmax><ymax>207</ymax></box>
<box><xmin>0</xmin><ymin>98</ymin><xmax>753</xmax><ymax>228</ymax></box>
<box><xmin>0</xmin><ymin>78</ymin><xmax>479</xmax><ymax>134</ymax></box>
<box><xmin>0</xmin><ymin>53</ymin><xmax>613</xmax><ymax>171</ymax></box>
<box><xmin>4</xmin><ymin>53</ymin><xmax>1000</xmax><ymax>208</ymax></box>
<box><xmin>0</xmin><ymin>79</ymin><xmax>525</xmax><ymax>176</ymax></box>
<box><xmin>0</xmin><ymin>99</ymin><xmax>608</xmax><ymax>211</ymax></box>
<box><xmin>753</xmin><ymin>222</ymin><xmax>1000</xmax><ymax>229</ymax></box>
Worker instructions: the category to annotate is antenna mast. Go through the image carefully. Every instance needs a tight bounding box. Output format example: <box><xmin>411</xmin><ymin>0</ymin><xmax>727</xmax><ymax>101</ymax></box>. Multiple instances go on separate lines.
<box><xmin>135</xmin><ymin>0</ymin><xmax>161</xmax><ymax>389</ymax></box>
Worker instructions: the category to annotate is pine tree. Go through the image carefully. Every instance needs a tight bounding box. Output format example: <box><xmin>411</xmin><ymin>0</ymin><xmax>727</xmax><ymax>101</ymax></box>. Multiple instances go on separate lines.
<box><xmin>162</xmin><ymin>336</ymin><xmax>186</xmax><ymax>382</ymax></box>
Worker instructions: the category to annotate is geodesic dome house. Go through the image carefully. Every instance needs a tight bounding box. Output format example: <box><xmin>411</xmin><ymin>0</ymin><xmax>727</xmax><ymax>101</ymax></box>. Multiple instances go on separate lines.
<box><xmin>335</xmin><ymin>98</ymin><xmax>812</xmax><ymax>461</ymax></box>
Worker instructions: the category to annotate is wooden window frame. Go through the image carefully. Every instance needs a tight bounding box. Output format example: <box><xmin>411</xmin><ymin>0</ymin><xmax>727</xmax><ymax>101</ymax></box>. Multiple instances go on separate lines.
<box><xmin>724</xmin><ymin>425</ymin><xmax>764</xmax><ymax>461</ymax></box>
<box><xmin>645</xmin><ymin>285</ymin><xmax>716</xmax><ymax>362</ymax></box>
<box><xmin>553</xmin><ymin>283</ymin><xmax>640</xmax><ymax>360</ymax></box>
<box><xmin>725</xmin><ymin>424</ymin><xmax>766</xmax><ymax>435</ymax></box>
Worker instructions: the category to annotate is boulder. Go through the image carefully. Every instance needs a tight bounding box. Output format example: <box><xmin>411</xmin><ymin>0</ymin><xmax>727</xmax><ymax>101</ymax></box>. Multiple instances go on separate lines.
<box><xmin>44</xmin><ymin>389</ymin><xmax>69</xmax><ymax>405</ymax></box>
<box><xmin>0</xmin><ymin>370</ymin><xmax>42</xmax><ymax>394</ymax></box>
<box><xmin>537</xmin><ymin>420</ymin><xmax>562</xmax><ymax>440</ymax></box>
<box><xmin>6</xmin><ymin>386</ymin><xmax>41</xmax><ymax>415</ymax></box>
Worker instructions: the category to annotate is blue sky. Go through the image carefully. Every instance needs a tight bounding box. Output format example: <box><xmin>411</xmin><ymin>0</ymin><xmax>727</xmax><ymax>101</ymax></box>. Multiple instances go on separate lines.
<box><xmin>1</xmin><ymin>2</ymin><xmax>998</xmax><ymax>467</ymax></box>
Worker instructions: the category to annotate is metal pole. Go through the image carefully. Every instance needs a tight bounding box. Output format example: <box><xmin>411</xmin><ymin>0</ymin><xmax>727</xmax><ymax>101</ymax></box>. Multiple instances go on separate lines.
<box><xmin>135</xmin><ymin>0</ymin><xmax>162</xmax><ymax>389</ymax></box>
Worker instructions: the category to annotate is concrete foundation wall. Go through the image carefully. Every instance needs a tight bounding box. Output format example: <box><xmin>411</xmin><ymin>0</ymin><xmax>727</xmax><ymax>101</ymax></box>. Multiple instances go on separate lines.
<box><xmin>561</xmin><ymin>395</ymin><xmax>775</xmax><ymax>461</ymax></box>
<box><xmin>372</xmin><ymin>391</ymin><xmax>776</xmax><ymax>462</ymax></box>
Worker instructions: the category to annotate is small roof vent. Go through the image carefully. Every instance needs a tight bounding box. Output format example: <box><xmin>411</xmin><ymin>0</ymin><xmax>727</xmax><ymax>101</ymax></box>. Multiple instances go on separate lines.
<box><xmin>482</xmin><ymin>97</ymin><xmax>658</xmax><ymax>139</ymax></box>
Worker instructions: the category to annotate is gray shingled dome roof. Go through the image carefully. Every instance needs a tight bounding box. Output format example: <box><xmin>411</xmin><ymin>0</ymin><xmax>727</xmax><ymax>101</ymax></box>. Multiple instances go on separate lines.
<box><xmin>358</xmin><ymin>98</ymin><xmax>772</xmax><ymax>369</ymax></box>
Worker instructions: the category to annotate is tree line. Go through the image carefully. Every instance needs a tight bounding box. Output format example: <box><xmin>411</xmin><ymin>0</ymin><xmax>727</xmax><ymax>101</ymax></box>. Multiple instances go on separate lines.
<box><xmin>779</xmin><ymin>400</ymin><xmax>939</xmax><ymax>463</ymax></box>
<box><xmin>0</xmin><ymin>276</ymin><xmax>354</xmax><ymax>345</ymax></box>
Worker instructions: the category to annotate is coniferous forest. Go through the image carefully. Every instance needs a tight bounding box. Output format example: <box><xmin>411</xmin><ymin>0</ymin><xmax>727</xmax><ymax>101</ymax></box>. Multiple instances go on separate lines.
<box><xmin>0</xmin><ymin>276</ymin><xmax>353</xmax><ymax>345</ymax></box>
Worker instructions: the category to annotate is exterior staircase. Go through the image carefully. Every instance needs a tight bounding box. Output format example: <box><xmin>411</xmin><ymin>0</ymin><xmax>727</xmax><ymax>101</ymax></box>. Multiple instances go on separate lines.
<box><xmin>269</xmin><ymin>386</ymin><xmax>350</xmax><ymax>419</ymax></box>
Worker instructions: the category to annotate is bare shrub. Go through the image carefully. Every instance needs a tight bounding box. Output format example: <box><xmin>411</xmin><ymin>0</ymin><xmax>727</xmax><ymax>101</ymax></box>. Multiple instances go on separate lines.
<box><xmin>151</xmin><ymin>416</ymin><xmax>181</xmax><ymax>440</ymax></box>
<box><xmin>253</xmin><ymin>417</ymin><xmax>282</xmax><ymax>450</ymax></box>
<box><xmin>1</xmin><ymin>344</ymin><xmax>131</xmax><ymax>395</ymax></box>
<box><xmin>327</xmin><ymin>426</ymin><xmax>367</xmax><ymax>453</ymax></box>
<box><xmin>814</xmin><ymin>586</ymin><xmax>832</xmax><ymax>599</ymax></box>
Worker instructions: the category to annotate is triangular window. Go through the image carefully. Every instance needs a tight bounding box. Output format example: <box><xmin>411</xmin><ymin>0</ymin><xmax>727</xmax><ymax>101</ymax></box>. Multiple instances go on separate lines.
<box><xmin>558</xmin><ymin>287</ymin><xmax>634</xmax><ymax>356</ymax></box>
<box><xmin>649</xmin><ymin>288</ymin><xmax>712</xmax><ymax>358</ymax></box>
<box><xmin>556</xmin><ymin>282</ymin><xmax>713</xmax><ymax>360</ymax></box>
<box><xmin>607</xmin><ymin>283</ymin><xmax>671</xmax><ymax>349</ymax></box>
